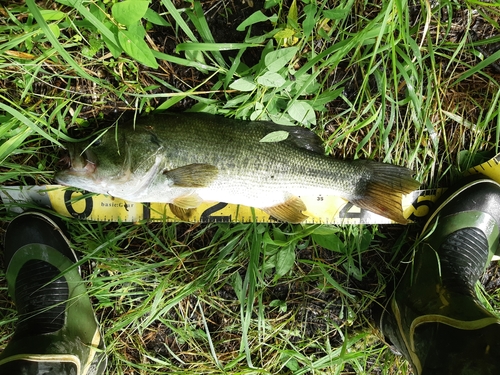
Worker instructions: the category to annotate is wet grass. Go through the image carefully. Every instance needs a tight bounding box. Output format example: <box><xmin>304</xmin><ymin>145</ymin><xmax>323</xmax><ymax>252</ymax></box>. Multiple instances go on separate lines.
<box><xmin>1</xmin><ymin>0</ymin><xmax>500</xmax><ymax>373</ymax></box>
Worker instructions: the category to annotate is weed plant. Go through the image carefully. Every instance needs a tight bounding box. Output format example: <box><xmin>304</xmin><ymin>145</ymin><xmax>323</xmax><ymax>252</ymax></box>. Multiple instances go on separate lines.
<box><xmin>1</xmin><ymin>0</ymin><xmax>500</xmax><ymax>374</ymax></box>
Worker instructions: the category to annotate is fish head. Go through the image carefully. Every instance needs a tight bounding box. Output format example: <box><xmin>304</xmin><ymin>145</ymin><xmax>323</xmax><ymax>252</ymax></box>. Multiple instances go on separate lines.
<box><xmin>55</xmin><ymin>125</ymin><xmax>167</xmax><ymax>198</ymax></box>
<box><xmin>55</xmin><ymin>128</ymin><xmax>132</xmax><ymax>194</ymax></box>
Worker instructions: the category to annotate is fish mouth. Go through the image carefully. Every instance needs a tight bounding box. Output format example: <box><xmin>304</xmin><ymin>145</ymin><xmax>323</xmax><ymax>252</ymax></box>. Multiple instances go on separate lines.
<box><xmin>58</xmin><ymin>143</ymin><xmax>97</xmax><ymax>176</ymax></box>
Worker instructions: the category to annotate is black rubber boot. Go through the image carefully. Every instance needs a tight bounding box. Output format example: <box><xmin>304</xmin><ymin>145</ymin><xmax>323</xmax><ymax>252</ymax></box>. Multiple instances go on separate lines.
<box><xmin>0</xmin><ymin>211</ymin><xmax>106</xmax><ymax>375</ymax></box>
<box><xmin>380</xmin><ymin>177</ymin><xmax>500</xmax><ymax>375</ymax></box>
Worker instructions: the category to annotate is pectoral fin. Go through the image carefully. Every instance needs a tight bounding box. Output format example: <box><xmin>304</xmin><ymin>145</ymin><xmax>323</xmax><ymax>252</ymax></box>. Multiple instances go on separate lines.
<box><xmin>263</xmin><ymin>196</ymin><xmax>308</xmax><ymax>223</ymax></box>
<box><xmin>164</xmin><ymin>164</ymin><xmax>218</xmax><ymax>187</ymax></box>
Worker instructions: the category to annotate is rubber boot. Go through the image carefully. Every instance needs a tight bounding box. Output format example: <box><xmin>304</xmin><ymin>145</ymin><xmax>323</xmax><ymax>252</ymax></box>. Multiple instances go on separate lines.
<box><xmin>0</xmin><ymin>212</ymin><xmax>106</xmax><ymax>375</ymax></box>
<box><xmin>380</xmin><ymin>177</ymin><xmax>500</xmax><ymax>375</ymax></box>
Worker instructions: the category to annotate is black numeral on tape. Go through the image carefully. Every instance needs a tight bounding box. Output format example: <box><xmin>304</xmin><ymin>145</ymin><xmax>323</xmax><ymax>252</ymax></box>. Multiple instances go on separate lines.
<box><xmin>64</xmin><ymin>190</ymin><xmax>93</xmax><ymax>219</ymax></box>
<box><xmin>200</xmin><ymin>202</ymin><xmax>231</xmax><ymax>222</ymax></box>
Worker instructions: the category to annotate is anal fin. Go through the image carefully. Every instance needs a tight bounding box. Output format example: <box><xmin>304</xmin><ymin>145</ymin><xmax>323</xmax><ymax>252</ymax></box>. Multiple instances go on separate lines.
<box><xmin>263</xmin><ymin>196</ymin><xmax>308</xmax><ymax>223</ymax></box>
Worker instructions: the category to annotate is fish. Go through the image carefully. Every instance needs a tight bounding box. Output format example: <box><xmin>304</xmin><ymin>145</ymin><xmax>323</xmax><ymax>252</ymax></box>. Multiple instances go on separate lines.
<box><xmin>55</xmin><ymin>112</ymin><xmax>420</xmax><ymax>223</ymax></box>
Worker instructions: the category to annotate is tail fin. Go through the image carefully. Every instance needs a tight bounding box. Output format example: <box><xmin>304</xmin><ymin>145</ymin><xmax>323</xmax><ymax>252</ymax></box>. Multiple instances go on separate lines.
<box><xmin>351</xmin><ymin>162</ymin><xmax>420</xmax><ymax>224</ymax></box>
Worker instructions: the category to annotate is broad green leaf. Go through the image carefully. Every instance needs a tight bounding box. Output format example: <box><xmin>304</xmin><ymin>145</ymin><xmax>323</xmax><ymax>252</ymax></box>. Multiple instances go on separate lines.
<box><xmin>264</xmin><ymin>0</ymin><xmax>280</xmax><ymax>8</ymax></box>
<box><xmin>269</xmin><ymin>299</ymin><xmax>287</xmax><ymax>312</ymax></box>
<box><xmin>287</xmin><ymin>0</ymin><xmax>298</xmax><ymax>29</ymax></box>
<box><xmin>264</xmin><ymin>46</ymin><xmax>298</xmax><ymax>72</ymax></box>
<box><xmin>256</xmin><ymin>71</ymin><xmax>286</xmax><ymax>87</ymax></box>
<box><xmin>118</xmin><ymin>24</ymin><xmax>158</xmax><ymax>68</ymax></box>
<box><xmin>302</xmin><ymin>3</ymin><xmax>317</xmax><ymax>37</ymax></box>
<box><xmin>359</xmin><ymin>229</ymin><xmax>374</xmax><ymax>252</ymax></box>
<box><xmin>250</xmin><ymin>109</ymin><xmax>265</xmax><ymax>121</ymax></box>
<box><xmin>312</xmin><ymin>232</ymin><xmax>344</xmax><ymax>252</ymax></box>
<box><xmin>323</xmin><ymin>8</ymin><xmax>350</xmax><ymax>20</ymax></box>
<box><xmin>40</xmin><ymin>9</ymin><xmax>66</xmax><ymax>21</ymax></box>
<box><xmin>48</xmin><ymin>23</ymin><xmax>60</xmax><ymax>39</ymax></box>
<box><xmin>223</xmin><ymin>94</ymin><xmax>251</xmax><ymax>108</ymax></box>
<box><xmin>288</xmin><ymin>101</ymin><xmax>316</xmax><ymax>125</ymax></box>
<box><xmin>312</xmin><ymin>226</ymin><xmax>341</xmax><ymax>236</ymax></box>
<box><xmin>103</xmin><ymin>22</ymin><xmax>123</xmax><ymax>58</ymax></box>
<box><xmin>313</xmin><ymin>88</ymin><xmax>344</xmax><ymax>107</ymax></box>
<box><xmin>89</xmin><ymin>1</ymin><xmax>106</xmax><ymax>22</ymax></box>
<box><xmin>144</xmin><ymin>8</ymin><xmax>170</xmax><ymax>26</ymax></box>
<box><xmin>274</xmin><ymin>28</ymin><xmax>295</xmax><ymax>40</ymax></box>
<box><xmin>275</xmin><ymin>245</ymin><xmax>295</xmax><ymax>277</ymax></box>
<box><xmin>127</xmin><ymin>21</ymin><xmax>146</xmax><ymax>38</ymax></box>
<box><xmin>272</xmin><ymin>227</ymin><xmax>286</xmax><ymax>242</ymax></box>
<box><xmin>268</xmin><ymin>113</ymin><xmax>295</xmax><ymax>125</ymax></box>
<box><xmin>281</xmin><ymin>353</ymin><xmax>299</xmax><ymax>371</ymax></box>
<box><xmin>229</xmin><ymin>77</ymin><xmax>256</xmax><ymax>92</ymax></box>
<box><xmin>259</xmin><ymin>130</ymin><xmax>289</xmax><ymax>143</ymax></box>
<box><xmin>237</xmin><ymin>11</ymin><xmax>278</xmax><ymax>31</ymax></box>
<box><xmin>290</xmin><ymin>73</ymin><xmax>321</xmax><ymax>95</ymax></box>
<box><xmin>112</xmin><ymin>0</ymin><xmax>150</xmax><ymax>26</ymax></box>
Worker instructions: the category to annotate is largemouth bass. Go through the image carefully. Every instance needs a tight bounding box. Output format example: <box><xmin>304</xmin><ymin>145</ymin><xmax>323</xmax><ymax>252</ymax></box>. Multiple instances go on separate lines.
<box><xmin>56</xmin><ymin>113</ymin><xmax>419</xmax><ymax>223</ymax></box>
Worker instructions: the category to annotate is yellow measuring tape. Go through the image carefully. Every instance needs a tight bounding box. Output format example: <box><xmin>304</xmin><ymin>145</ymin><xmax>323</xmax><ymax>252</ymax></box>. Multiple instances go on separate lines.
<box><xmin>2</xmin><ymin>154</ymin><xmax>499</xmax><ymax>224</ymax></box>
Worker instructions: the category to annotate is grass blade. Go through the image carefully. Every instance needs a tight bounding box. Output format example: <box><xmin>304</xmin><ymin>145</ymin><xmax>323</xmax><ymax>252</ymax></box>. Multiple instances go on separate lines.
<box><xmin>26</xmin><ymin>0</ymin><xmax>100</xmax><ymax>84</ymax></box>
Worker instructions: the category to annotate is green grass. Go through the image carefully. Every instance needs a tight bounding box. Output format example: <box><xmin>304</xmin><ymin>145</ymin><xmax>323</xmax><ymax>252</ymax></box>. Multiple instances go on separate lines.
<box><xmin>1</xmin><ymin>0</ymin><xmax>500</xmax><ymax>373</ymax></box>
